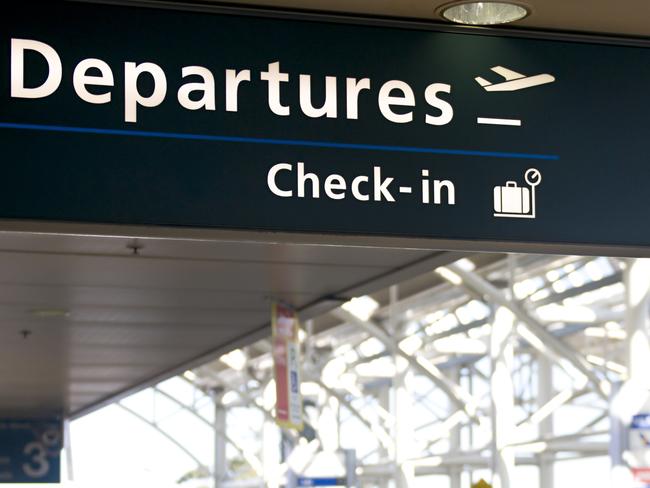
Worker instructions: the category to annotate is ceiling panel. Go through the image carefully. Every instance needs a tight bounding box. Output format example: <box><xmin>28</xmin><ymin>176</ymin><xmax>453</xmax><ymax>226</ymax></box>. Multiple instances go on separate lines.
<box><xmin>0</xmin><ymin>284</ymin><xmax>318</xmax><ymax>309</ymax></box>
<box><xmin>0</xmin><ymin>233</ymin><xmax>427</xmax><ymax>267</ymax></box>
<box><xmin>0</xmin><ymin>253</ymin><xmax>393</xmax><ymax>292</ymax></box>
<box><xmin>0</xmin><ymin>230</ymin><xmax>454</xmax><ymax>418</ymax></box>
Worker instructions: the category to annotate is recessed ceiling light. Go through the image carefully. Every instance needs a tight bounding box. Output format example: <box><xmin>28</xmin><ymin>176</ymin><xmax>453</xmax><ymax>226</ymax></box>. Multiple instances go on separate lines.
<box><xmin>440</xmin><ymin>2</ymin><xmax>529</xmax><ymax>26</ymax></box>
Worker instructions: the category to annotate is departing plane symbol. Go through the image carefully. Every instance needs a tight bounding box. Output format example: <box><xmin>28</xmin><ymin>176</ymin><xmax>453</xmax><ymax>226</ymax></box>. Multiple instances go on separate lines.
<box><xmin>475</xmin><ymin>66</ymin><xmax>555</xmax><ymax>92</ymax></box>
<box><xmin>475</xmin><ymin>66</ymin><xmax>556</xmax><ymax>126</ymax></box>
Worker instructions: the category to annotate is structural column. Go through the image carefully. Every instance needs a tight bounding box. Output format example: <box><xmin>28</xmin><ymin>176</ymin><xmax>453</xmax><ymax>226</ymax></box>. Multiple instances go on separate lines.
<box><xmin>611</xmin><ymin>259</ymin><xmax>650</xmax><ymax>486</ymax></box>
<box><xmin>64</xmin><ymin>418</ymin><xmax>74</xmax><ymax>481</ymax></box>
<box><xmin>213</xmin><ymin>394</ymin><xmax>227</xmax><ymax>488</ymax></box>
<box><xmin>394</xmin><ymin>364</ymin><xmax>415</xmax><ymax>488</ymax></box>
<box><xmin>490</xmin><ymin>307</ymin><xmax>515</xmax><ymax>488</ymax></box>
<box><xmin>449</xmin><ymin>367</ymin><xmax>462</xmax><ymax>488</ymax></box>
<box><xmin>389</xmin><ymin>285</ymin><xmax>415</xmax><ymax>488</ymax></box>
<box><xmin>537</xmin><ymin>355</ymin><xmax>554</xmax><ymax>488</ymax></box>
<box><xmin>624</xmin><ymin>259</ymin><xmax>650</xmax><ymax>384</ymax></box>
<box><xmin>377</xmin><ymin>385</ymin><xmax>391</xmax><ymax>488</ymax></box>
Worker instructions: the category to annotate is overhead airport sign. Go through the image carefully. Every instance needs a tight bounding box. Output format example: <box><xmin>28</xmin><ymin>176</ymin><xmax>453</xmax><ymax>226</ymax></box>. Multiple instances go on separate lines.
<box><xmin>1</xmin><ymin>3</ymin><xmax>650</xmax><ymax>249</ymax></box>
<box><xmin>0</xmin><ymin>418</ymin><xmax>62</xmax><ymax>483</ymax></box>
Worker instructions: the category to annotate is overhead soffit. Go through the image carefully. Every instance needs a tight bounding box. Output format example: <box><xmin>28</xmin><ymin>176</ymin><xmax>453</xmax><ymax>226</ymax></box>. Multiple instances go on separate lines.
<box><xmin>0</xmin><ymin>230</ymin><xmax>460</xmax><ymax>418</ymax></box>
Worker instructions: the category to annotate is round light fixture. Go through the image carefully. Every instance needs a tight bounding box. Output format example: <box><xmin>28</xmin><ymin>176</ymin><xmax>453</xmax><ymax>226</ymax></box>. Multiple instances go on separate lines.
<box><xmin>441</xmin><ymin>2</ymin><xmax>529</xmax><ymax>26</ymax></box>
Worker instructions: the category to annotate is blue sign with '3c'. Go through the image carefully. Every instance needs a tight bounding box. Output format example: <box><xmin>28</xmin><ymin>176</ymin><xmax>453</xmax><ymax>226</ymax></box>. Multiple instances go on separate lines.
<box><xmin>0</xmin><ymin>418</ymin><xmax>62</xmax><ymax>483</ymax></box>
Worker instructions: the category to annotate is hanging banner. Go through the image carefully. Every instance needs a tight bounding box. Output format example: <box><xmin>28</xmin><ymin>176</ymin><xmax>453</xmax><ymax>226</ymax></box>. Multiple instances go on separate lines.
<box><xmin>272</xmin><ymin>303</ymin><xmax>303</xmax><ymax>430</ymax></box>
<box><xmin>0</xmin><ymin>418</ymin><xmax>62</xmax><ymax>483</ymax></box>
<box><xmin>2</xmin><ymin>2</ymin><xmax>650</xmax><ymax>251</ymax></box>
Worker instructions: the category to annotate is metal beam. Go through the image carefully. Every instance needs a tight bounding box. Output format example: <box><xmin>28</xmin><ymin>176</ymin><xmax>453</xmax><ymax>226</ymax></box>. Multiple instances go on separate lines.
<box><xmin>445</xmin><ymin>263</ymin><xmax>609</xmax><ymax>398</ymax></box>
<box><xmin>153</xmin><ymin>386</ymin><xmax>263</xmax><ymax>475</ymax></box>
<box><xmin>530</xmin><ymin>271</ymin><xmax>622</xmax><ymax>307</ymax></box>
<box><xmin>332</xmin><ymin>307</ymin><xmax>480</xmax><ymax>421</ymax></box>
<box><xmin>315</xmin><ymin>380</ymin><xmax>393</xmax><ymax>450</ymax></box>
<box><xmin>117</xmin><ymin>403</ymin><xmax>208</xmax><ymax>471</ymax></box>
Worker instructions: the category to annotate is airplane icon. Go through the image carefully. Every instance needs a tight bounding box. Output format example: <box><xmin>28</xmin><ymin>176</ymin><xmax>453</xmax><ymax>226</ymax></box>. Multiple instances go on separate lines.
<box><xmin>475</xmin><ymin>66</ymin><xmax>555</xmax><ymax>92</ymax></box>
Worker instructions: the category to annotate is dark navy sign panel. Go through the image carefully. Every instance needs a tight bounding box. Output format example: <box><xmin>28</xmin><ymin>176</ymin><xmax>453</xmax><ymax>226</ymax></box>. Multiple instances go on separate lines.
<box><xmin>0</xmin><ymin>418</ymin><xmax>62</xmax><ymax>483</ymax></box>
<box><xmin>0</xmin><ymin>3</ymin><xmax>649</xmax><ymax>248</ymax></box>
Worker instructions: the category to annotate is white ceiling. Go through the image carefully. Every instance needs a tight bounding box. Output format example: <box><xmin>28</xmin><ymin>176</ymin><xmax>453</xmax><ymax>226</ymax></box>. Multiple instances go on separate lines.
<box><xmin>0</xmin><ymin>230</ymin><xmax>457</xmax><ymax>417</ymax></box>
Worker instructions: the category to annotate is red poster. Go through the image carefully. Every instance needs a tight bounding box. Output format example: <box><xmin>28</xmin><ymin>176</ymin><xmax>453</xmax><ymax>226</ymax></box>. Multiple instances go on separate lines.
<box><xmin>272</xmin><ymin>303</ymin><xmax>303</xmax><ymax>430</ymax></box>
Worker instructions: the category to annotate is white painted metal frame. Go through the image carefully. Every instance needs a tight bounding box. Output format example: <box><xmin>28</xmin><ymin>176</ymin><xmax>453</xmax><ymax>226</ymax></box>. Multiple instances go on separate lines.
<box><xmin>113</xmin><ymin>253</ymin><xmax>638</xmax><ymax>487</ymax></box>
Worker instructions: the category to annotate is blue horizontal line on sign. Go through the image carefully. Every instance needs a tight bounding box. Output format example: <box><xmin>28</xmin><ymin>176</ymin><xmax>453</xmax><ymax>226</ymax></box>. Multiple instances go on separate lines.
<box><xmin>0</xmin><ymin>122</ymin><xmax>559</xmax><ymax>161</ymax></box>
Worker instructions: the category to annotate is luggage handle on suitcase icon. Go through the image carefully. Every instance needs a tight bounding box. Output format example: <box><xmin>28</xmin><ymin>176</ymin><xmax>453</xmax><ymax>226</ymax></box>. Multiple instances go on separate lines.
<box><xmin>505</xmin><ymin>182</ymin><xmax>517</xmax><ymax>187</ymax></box>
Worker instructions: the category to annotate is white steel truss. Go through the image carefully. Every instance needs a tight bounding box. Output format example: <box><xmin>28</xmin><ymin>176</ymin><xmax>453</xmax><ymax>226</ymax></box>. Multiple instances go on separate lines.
<box><xmin>113</xmin><ymin>253</ymin><xmax>643</xmax><ymax>488</ymax></box>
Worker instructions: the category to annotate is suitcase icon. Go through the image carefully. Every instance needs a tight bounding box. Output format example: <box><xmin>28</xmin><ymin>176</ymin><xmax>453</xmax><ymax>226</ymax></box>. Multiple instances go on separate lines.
<box><xmin>493</xmin><ymin>169</ymin><xmax>541</xmax><ymax>219</ymax></box>
<box><xmin>494</xmin><ymin>181</ymin><xmax>530</xmax><ymax>214</ymax></box>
